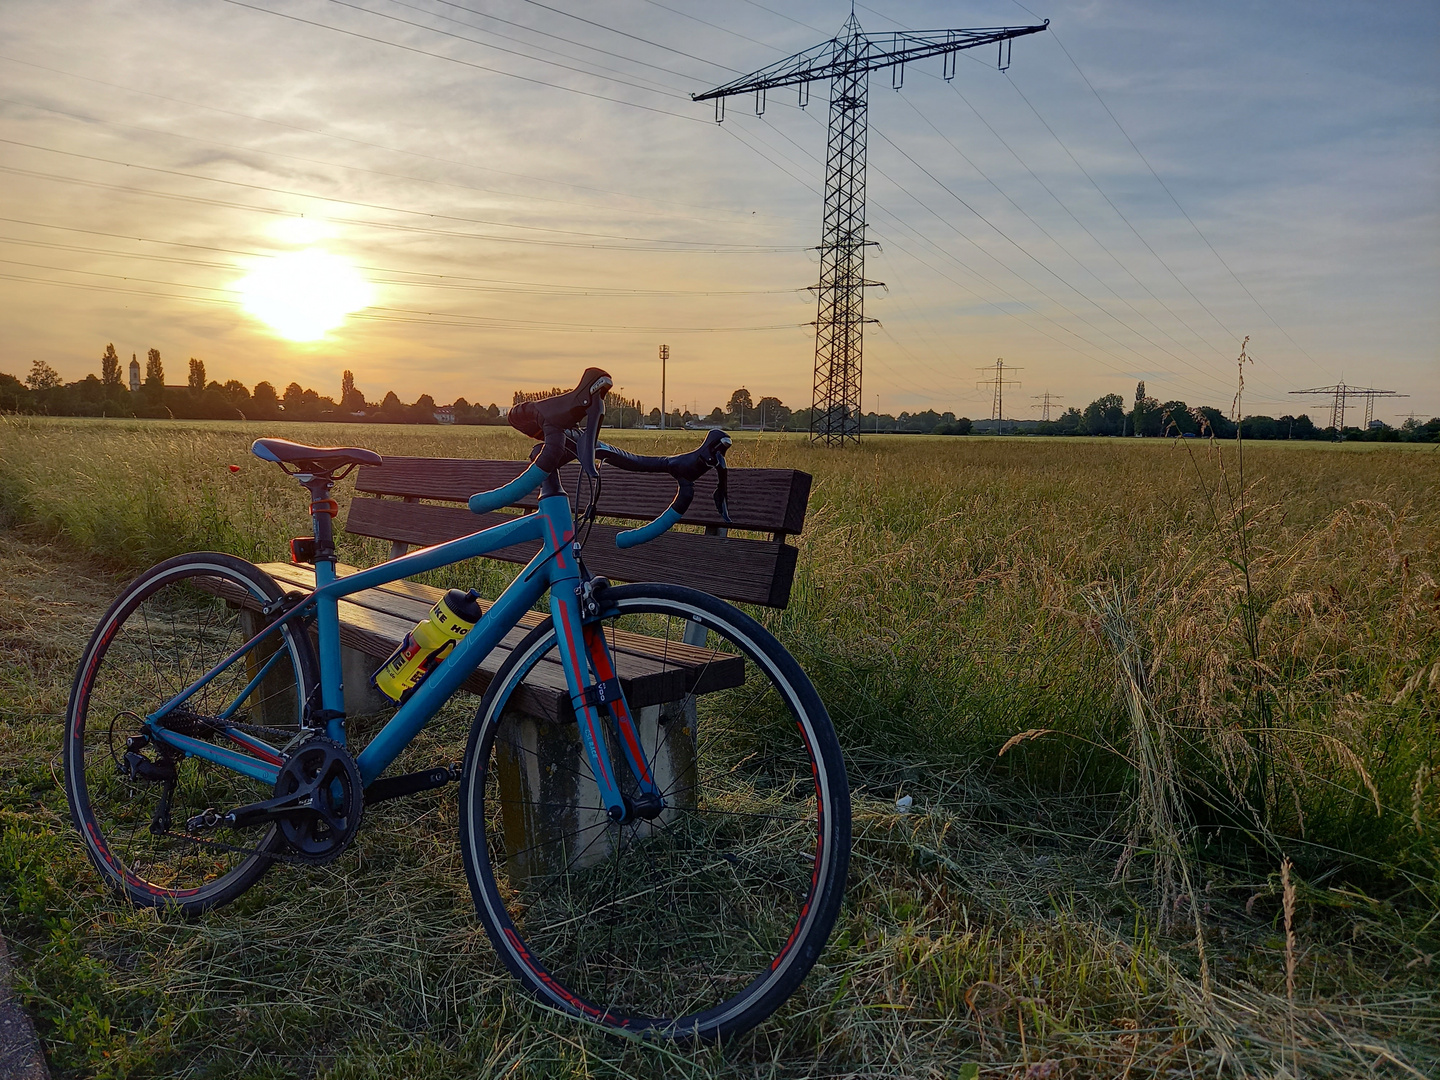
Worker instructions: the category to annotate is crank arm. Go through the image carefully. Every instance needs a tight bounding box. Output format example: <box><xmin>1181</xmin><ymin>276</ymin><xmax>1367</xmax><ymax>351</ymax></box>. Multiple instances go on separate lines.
<box><xmin>188</xmin><ymin>788</ymin><xmax>317</xmax><ymax>832</ymax></box>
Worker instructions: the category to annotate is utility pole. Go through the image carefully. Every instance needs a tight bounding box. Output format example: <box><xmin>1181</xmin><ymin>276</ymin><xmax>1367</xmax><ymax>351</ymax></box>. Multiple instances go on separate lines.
<box><xmin>977</xmin><ymin>359</ymin><xmax>1021</xmax><ymax>433</ymax></box>
<box><xmin>1031</xmin><ymin>390</ymin><xmax>1061</xmax><ymax>423</ymax></box>
<box><xmin>695</xmin><ymin>13</ymin><xmax>1047</xmax><ymax>447</ymax></box>
<box><xmin>1290</xmin><ymin>383</ymin><xmax>1406</xmax><ymax>438</ymax></box>
<box><xmin>658</xmin><ymin>344</ymin><xmax>669</xmax><ymax>431</ymax></box>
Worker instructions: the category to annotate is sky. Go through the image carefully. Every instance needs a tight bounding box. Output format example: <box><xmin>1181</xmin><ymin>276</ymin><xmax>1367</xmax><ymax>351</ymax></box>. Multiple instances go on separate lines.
<box><xmin>2</xmin><ymin>0</ymin><xmax>1436</xmax><ymax>422</ymax></box>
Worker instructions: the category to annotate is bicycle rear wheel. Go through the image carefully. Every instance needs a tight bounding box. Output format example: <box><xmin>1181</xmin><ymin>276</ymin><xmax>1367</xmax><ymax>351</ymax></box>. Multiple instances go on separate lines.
<box><xmin>64</xmin><ymin>552</ymin><xmax>317</xmax><ymax>914</ymax></box>
<box><xmin>459</xmin><ymin>583</ymin><xmax>850</xmax><ymax>1040</ymax></box>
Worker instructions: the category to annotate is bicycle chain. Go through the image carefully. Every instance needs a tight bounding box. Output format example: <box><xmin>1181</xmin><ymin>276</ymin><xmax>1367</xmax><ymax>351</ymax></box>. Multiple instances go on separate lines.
<box><xmin>159</xmin><ymin>828</ymin><xmax>313</xmax><ymax>865</ymax></box>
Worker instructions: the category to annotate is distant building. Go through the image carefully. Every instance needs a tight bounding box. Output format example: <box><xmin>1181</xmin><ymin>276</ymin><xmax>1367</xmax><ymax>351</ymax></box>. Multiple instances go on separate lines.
<box><xmin>433</xmin><ymin>406</ymin><xmax>455</xmax><ymax>424</ymax></box>
<box><xmin>128</xmin><ymin>356</ymin><xmax>140</xmax><ymax>393</ymax></box>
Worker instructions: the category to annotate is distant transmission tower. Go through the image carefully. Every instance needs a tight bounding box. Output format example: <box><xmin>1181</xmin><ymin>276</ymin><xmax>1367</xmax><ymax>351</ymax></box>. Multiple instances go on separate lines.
<box><xmin>658</xmin><ymin>343</ymin><xmax>669</xmax><ymax>430</ymax></box>
<box><xmin>978</xmin><ymin>359</ymin><xmax>1021</xmax><ymax>433</ymax></box>
<box><xmin>1290</xmin><ymin>383</ymin><xmax>1406</xmax><ymax>436</ymax></box>
<box><xmin>695</xmin><ymin>12</ymin><xmax>1047</xmax><ymax>446</ymax></box>
<box><xmin>1031</xmin><ymin>390</ymin><xmax>1061</xmax><ymax>422</ymax></box>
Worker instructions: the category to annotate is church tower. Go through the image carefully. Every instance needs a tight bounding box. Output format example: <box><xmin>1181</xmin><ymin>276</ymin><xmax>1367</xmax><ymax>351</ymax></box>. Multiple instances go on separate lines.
<box><xmin>128</xmin><ymin>355</ymin><xmax>140</xmax><ymax>393</ymax></box>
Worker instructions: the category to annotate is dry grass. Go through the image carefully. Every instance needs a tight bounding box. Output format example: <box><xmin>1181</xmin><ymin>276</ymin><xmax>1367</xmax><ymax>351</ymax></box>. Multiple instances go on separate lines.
<box><xmin>0</xmin><ymin>416</ymin><xmax>1437</xmax><ymax>1077</ymax></box>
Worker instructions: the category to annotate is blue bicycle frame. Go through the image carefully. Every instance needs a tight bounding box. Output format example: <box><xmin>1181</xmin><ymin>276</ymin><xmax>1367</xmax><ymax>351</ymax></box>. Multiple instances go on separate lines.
<box><xmin>143</xmin><ymin>467</ymin><xmax>656</xmax><ymax>821</ymax></box>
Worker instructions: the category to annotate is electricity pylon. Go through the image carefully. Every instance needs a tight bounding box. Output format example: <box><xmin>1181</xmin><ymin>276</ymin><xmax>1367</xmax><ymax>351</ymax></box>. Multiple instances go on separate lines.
<box><xmin>1031</xmin><ymin>391</ymin><xmax>1062</xmax><ymax>422</ymax></box>
<box><xmin>1290</xmin><ymin>383</ymin><xmax>1406</xmax><ymax>436</ymax></box>
<box><xmin>978</xmin><ymin>359</ymin><xmax>1021</xmax><ymax>433</ymax></box>
<box><xmin>695</xmin><ymin>12</ymin><xmax>1047</xmax><ymax>446</ymax></box>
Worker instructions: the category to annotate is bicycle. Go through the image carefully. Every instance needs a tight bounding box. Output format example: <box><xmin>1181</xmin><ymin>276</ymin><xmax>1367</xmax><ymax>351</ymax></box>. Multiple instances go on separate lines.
<box><xmin>63</xmin><ymin>368</ymin><xmax>851</xmax><ymax>1041</ymax></box>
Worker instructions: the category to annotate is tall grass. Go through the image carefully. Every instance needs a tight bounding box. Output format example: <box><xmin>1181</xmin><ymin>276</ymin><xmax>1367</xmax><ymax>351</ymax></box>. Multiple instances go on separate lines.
<box><xmin>1</xmin><ymin>414</ymin><xmax>1435</xmax><ymax>889</ymax></box>
<box><xmin>1</xmin><ymin>415</ymin><xmax>1437</xmax><ymax>1076</ymax></box>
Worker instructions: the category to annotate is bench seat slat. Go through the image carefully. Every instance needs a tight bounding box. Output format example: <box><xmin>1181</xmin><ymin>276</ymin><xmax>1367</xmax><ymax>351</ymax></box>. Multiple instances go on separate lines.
<box><xmin>356</xmin><ymin>457</ymin><xmax>811</xmax><ymax>535</ymax></box>
<box><xmin>262</xmin><ymin>564</ymin><xmax>729</xmax><ymax>677</ymax></box>
<box><xmin>344</xmin><ymin>499</ymin><xmax>798</xmax><ymax>608</ymax></box>
<box><xmin>248</xmin><ymin>563</ymin><xmax>745</xmax><ymax>707</ymax></box>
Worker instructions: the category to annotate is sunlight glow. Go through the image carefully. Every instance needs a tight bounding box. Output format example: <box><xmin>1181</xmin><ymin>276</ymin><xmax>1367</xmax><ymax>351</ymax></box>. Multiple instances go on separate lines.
<box><xmin>237</xmin><ymin>249</ymin><xmax>373</xmax><ymax>341</ymax></box>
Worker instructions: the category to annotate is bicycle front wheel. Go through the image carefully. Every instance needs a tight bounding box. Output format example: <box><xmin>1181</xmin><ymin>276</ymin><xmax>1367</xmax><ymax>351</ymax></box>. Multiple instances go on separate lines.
<box><xmin>64</xmin><ymin>552</ymin><xmax>317</xmax><ymax>914</ymax></box>
<box><xmin>459</xmin><ymin>583</ymin><xmax>850</xmax><ymax>1040</ymax></box>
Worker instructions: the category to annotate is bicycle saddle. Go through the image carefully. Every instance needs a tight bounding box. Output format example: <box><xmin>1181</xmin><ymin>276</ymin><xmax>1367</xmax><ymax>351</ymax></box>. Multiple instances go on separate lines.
<box><xmin>251</xmin><ymin>438</ymin><xmax>383</xmax><ymax>473</ymax></box>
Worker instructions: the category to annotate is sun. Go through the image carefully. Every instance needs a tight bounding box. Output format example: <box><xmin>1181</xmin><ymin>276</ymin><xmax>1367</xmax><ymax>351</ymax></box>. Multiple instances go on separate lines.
<box><xmin>237</xmin><ymin>249</ymin><xmax>373</xmax><ymax>342</ymax></box>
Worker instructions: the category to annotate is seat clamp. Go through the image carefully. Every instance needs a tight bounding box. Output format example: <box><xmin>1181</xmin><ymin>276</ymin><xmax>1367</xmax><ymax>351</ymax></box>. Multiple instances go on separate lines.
<box><xmin>310</xmin><ymin>499</ymin><xmax>339</xmax><ymax>518</ymax></box>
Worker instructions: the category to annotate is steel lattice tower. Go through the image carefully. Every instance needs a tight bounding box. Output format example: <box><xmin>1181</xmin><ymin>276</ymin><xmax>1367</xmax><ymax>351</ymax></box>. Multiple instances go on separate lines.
<box><xmin>695</xmin><ymin>12</ymin><xmax>1047</xmax><ymax>446</ymax></box>
<box><xmin>1290</xmin><ymin>383</ymin><xmax>1406</xmax><ymax>437</ymax></box>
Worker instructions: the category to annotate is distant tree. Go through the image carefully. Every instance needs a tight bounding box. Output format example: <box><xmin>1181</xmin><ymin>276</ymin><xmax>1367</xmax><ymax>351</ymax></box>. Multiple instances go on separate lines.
<box><xmin>340</xmin><ymin>370</ymin><xmax>366</xmax><ymax>412</ymax></box>
<box><xmin>647</xmin><ymin>407</ymin><xmax>662</xmax><ymax>427</ymax></box>
<box><xmin>1159</xmin><ymin>400</ymin><xmax>1194</xmax><ymax>437</ymax></box>
<box><xmin>374</xmin><ymin>390</ymin><xmax>408</xmax><ymax>423</ymax></box>
<box><xmin>1240</xmin><ymin>415</ymin><xmax>1280</xmax><ymax>440</ymax></box>
<box><xmin>101</xmin><ymin>343</ymin><xmax>122</xmax><ymax>389</ymax></box>
<box><xmin>1194</xmin><ymin>406</ymin><xmax>1233</xmax><ymax>439</ymax></box>
<box><xmin>935</xmin><ymin>417</ymin><xmax>972</xmax><ymax>435</ymax></box>
<box><xmin>1079</xmin><ymin>394</ymin><xmax>1126</xmax><ymax>436</ymax></box>
<box><xmin>707</xmin><ymin>406</ymin><xmax>724</xmax><ymax>425</ymax></box>
<box><xmin>221</xmin><ymin>379</ymin><xmax>251</xmax><ymax>405</ymax></box>
<box><xmin>413</xmin><ymin>393</ymin><xmax>438</xmax><ymax>423</ymax></box>
<box><xmin>0</xmin><ymin>371</ymin><xmax>28</xmax><ymax>411</ymax></box>
<box><xmin>144</xmin><ymin>348</ymin><xmax>164</xmax><ymax>390</ymax></box>
<box><xmin>251</xmin><ymin>381</ymin><xmax>279</xmax><ymax>419</ymax></box>
<box><xmin>486</xmin><ymin>403</ymin><xmax>500</xmax><ymax>420</ymax></box>
<box><xmin>26</xmin><ymin>359</ymin><xmax>61</xmax><ymax>391</ymax></box>
<box><xmin>188</xmin><ymin>357</ymin><xmax>206</xmax><ymax>393</ymax></box>
<box><xmin>726</xmin><ymin>388</ymin><xmax>753</xmax><ymax>422</ymax></box>
<box><xmin>755</xmin><ymin>396</ymin><xmax>789</xmax><ymax>430</ymax></box>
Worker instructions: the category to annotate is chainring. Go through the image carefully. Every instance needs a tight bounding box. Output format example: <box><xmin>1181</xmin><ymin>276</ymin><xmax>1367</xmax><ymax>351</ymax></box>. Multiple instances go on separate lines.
<box><xmin>273</xmin><ymin>736</ymin><xmax>363</xmax><ymax>864</ymax></box>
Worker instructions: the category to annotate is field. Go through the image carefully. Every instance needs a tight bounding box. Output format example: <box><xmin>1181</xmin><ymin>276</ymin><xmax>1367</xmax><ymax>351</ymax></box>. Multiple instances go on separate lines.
<box><xmin>1</xmin><ymin>415</ymin><xmax>1436</xmax><ymax>1079</ymax></box>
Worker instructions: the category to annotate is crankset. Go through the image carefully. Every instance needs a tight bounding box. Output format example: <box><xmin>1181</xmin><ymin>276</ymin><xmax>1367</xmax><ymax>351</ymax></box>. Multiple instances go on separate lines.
<box><xmin>186</xmin><ymin>736</ymin><xmax>363</xmax><ymax>865</ymax></box>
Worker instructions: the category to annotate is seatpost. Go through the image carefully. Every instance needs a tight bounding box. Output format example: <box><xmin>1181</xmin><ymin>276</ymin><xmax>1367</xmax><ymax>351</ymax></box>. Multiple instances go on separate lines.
<box><xmin>304</xmin><ymin>475</ymin><xmax>339</xmax><ymax>563</ymax></box>
<box><xmin>303</xmin><ymin>472</ymin><xmax>346</xmax><ymax>732</ymax></box>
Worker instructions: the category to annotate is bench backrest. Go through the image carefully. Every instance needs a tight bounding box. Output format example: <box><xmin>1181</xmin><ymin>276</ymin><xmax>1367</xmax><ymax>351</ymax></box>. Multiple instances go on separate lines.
<box><xmin>345</xmin><ymin>457</ymin><xmax>812</xmax><ymax>608</ymax></box>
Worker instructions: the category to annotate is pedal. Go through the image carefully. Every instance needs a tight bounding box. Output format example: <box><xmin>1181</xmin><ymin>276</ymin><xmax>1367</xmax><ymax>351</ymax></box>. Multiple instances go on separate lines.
<box><xmin>187</xmin><ymin>807</ymin><xmax>223</xmax><ymax>831</ymax></box>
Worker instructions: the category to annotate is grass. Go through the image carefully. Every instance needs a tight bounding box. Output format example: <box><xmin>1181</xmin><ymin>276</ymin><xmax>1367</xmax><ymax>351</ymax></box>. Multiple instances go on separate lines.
<box><xmin>0</xmin><ymin>415</ymin><xmax>1437</xmax><ymax>1078</ymax></box>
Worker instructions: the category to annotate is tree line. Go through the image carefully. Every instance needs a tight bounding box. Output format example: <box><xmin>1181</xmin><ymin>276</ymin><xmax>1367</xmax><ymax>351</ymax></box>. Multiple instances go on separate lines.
<box><xmin>3</xmin><ymin>348</ymin><xmax>1434</xmax><ymax>442</ymax></box>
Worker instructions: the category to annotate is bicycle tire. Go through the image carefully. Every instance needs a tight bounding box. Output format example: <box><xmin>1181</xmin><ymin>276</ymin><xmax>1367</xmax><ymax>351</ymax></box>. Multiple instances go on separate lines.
<box><xmin>459</xmin><ymin>583</ymin><xmax>850</xmax><ymax>1040</ymax></box>
<box><xmin>64</xmin><ymin>552</ymin><xmax>318</xmax><ymax>914</ymax></box>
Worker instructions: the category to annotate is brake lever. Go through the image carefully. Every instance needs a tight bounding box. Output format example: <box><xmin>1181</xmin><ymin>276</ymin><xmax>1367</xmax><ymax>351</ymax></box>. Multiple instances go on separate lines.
<box><xmin>714</xmin><ymin>458</ymin><xmax>730</xmax><ymax>523</ymax></box>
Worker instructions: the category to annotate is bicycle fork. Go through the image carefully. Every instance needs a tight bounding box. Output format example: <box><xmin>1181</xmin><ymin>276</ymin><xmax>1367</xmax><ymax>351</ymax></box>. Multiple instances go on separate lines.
<box><xmin>550</xmin><ymin>586</ymin><xmax>661</xmax><ymax>824</ymax></box>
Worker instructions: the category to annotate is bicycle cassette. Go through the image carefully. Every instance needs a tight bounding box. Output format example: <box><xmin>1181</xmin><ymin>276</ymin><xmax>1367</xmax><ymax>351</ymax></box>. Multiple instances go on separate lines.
<box><xmin>274</xmin><ymin>737</ymin><xmax>363</xmax><ymax>864</ymax></box>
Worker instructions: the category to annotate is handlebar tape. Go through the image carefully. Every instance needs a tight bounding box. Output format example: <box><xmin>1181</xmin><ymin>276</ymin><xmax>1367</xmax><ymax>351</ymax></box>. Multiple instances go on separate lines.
<box><xmin>616</xmin><ymin>507</ymin><xmax>684</xmax><ymax>549</ymax></box>
<box><xmin>468</xmin><ymin>461</ymin><xmax>546</xmax><ymax>514</ymax></box>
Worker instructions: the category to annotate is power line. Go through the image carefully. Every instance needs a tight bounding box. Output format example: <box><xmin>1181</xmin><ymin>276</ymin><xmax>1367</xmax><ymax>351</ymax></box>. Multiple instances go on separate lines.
<box><xmin>0</xmin><ymin>160</ymin><xmax>798</xmax><ymax>254</ymax></box>
<box><xmin>217</xmin><ymin>0</ymin><xmax>706</xmax><ymax>122</ymax></box>
<box><xmin>898</xmin><ymin>89</ymin><xmax>1219</xmax><ymax>375</ymax></box>
<box><xmin>326</xmin><ymin>0</ymin><xmax>686</xmax><ymax>98</ymax></box>
<box><xmin>508</xmin><ymin>0</ymin><xmax>737</xmax><ymax>72</ymax></box>
<box><xmin>0</xmin><ymin>54</ymin><xmax>755</xmax><ymax>219</ymax></box>
<box><xmin>731</xmin><ymin>110</ymin><xmax>1224</xmax><ymax>402</ymax></box>
<box><xmin>0</xmin><ymin>136</ymin><xmax>785</xmax><ymax>248</ymax></box>
<box><xmin>1014</xmin><ymin>2</ymin><xmax>1327</xmax><ymax>376</ymax></box>
<box><xmin>0</xmin><ymin>229</ymin><xmax>802</xmax><ymax>297</ymax></box>
<box><xmin>412</xmin><ymin>0</ymin><xmax>708</xmax><ymax>82</ymax></box>
<box><xmin>0</xmin><ymin>264</ymin><xmax>807</xmax><ymax>333</ymax></box>
<box><xmin>0</xmin><ymin>94</ymin><xmax>756</xmax><ymax>230</ymax></box>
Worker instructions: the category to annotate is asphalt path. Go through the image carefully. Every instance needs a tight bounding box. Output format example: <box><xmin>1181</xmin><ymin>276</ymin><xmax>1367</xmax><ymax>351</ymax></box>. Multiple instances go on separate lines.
<box><xmin>0</xmin><ymin>931</ymin><xmax>47</xmax><ymax>1080</ymax></box>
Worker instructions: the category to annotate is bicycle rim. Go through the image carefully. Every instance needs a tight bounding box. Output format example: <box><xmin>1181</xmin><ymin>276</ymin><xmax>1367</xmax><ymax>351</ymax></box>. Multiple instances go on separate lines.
<box><xmin>460</xmin><ymin>584</ymin><xmax>850</xmax><ymax>1039</ymax></box>
<box><xmin>64</xmin><ymin>553</ymin><xmax>316</xmax><ymax>911</ymax></box>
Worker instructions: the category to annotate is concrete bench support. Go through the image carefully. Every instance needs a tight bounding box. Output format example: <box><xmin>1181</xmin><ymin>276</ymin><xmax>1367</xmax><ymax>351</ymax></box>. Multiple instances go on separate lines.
<box><xmin>492</xmin><ymin>698</ymin><xmax>698</xmax><ymax>883</ymax></box>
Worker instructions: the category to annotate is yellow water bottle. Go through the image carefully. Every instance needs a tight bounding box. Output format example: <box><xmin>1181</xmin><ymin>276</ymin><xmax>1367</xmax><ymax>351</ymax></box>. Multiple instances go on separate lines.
<box><xmin>372</xmin><ymin>589</ymin><xmax>482</xmax><ymax>703</ymax></box>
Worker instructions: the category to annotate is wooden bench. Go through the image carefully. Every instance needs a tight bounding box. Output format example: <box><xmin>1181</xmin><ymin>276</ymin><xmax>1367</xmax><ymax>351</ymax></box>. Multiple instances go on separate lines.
<box><xmin>219</xmin><ymin>451</ymin><xmax>812</xmax><ymax>875</ymax></box>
